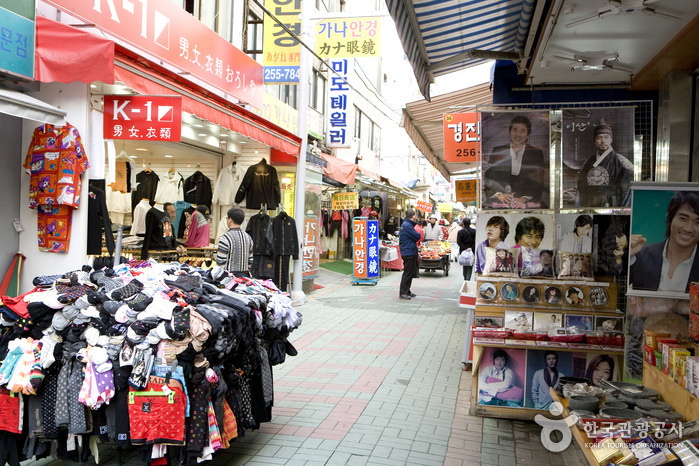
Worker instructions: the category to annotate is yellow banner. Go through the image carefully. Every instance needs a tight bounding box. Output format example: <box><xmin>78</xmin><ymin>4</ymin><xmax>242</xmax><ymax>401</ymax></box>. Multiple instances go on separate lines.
<box><xmin>438</xmin><ymin>203</ymin><xmax>452</xmax><ymax>213</ymax></box>
<box><xmin>315</xmin><ymin>17</ymin><xmax>380</xmax><ymax>58</ymax></box>
<box><xmin>332</xmin><ymin>192</ymin><xmax>359</xmax><ymax>210</ymax></box>
<box><xmin>252</xmin><ymin>93</ymin><xmax>299</xmax><ymax>134</ymax></box>
<box><xmin>455</xmin><ymin>180</ymin><xmax>478</xmax><ymax>203</ymax></box>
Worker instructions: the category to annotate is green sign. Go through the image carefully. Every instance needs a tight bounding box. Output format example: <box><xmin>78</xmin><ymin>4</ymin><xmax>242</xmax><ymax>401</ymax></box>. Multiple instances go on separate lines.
<box><xmin>0</xmin><ymin>0</ymin><xmax>35</xmax><ymax>20</ymax></box>
<box><xmin>0</xmin><ymin>4</ymin><xmax>35</xmax><ymax>79</ymax></box>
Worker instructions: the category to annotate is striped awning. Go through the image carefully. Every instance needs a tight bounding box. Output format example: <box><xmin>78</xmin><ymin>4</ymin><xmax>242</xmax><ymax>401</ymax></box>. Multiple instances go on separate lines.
<box><xmin>386</xmin><ymin>0</ymin><xmax>534</xmax><ymax>101</ymax></box>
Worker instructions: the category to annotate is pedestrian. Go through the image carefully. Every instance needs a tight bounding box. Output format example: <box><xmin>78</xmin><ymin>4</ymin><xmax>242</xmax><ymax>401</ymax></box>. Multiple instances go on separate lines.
<box><xmin>424</xmin><ymin>214</ymin><xmax>441</xmax><ymax>241</ymax></box>
<box><xmin>457</xmin><ymin>218</ymin><xmax>475</xmax><ymax>280</ymax></box>
<box><xmin>399</xmin><ymin>208</ymin><xmax>420</xmax><ymax>300</ymax></box>
<box><xmin>215</xmin><ymin>207</ymin><xmax>254</xmax><ymax>277</ymax></box>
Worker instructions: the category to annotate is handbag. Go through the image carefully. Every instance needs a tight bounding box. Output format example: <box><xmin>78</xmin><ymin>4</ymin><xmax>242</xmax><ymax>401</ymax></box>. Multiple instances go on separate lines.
<box><xmin>458</xmin><ymin>248</ymin><xmax>474</xmax><ymax>266</ymax></box>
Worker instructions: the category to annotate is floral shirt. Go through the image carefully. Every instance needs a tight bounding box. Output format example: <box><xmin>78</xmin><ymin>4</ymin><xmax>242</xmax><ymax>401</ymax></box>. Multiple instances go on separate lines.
<box><xmin>24</xmin><ymin>123</ymin><xmax>89</xmax><ymax>209</ymax></box>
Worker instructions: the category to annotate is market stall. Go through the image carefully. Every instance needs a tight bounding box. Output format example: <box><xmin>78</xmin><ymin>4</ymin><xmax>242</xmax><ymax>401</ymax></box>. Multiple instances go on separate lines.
<box><xmin>418</xmin><ymin>240</ymin><xmax>451</xmax><ymax>276</ymax></box>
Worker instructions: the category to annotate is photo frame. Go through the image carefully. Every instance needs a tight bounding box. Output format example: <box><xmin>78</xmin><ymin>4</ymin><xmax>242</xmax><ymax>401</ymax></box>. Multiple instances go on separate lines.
<box><xmin>522</xmin><ymin>285</ymin><xmax>541</xmax><ymax>303</ymax></box>
<box><xmin>475</xmin><ymin>316</ymin><xmax>504</xmax><ymax>328</ymax></box>
<box><xmin>566</xmin><ymin>314</ymin><xmax>593</xmax><ymax>332</ymax></box>
<box><xmin>565</xmin><ymin>286</ymin><xmax>585</xmax><ymax>305</ymax></box>
<box><xmin>500</xmin><ymin>282</ymin><xmax>520</xmax><ymax>302</ymax></box>
<box><xmin>544</xmin><ymin>286</ymin><xmax>563</xmax><ymax>304</ymax></box>
<box><xmin>478</xmin><ymin>282</ymin><xmax>498</xmax><ymax>301</ymax></box>
<box><xmin>595</xmin><ymin>316</ymin><xmax>624</xmax><ymax>332</ymax></box>
<box><xmin>588</xmin><ymin>287</ymin><xmax>609</xmax><ymax>307</ymax></box>
<box><xmin>505</xmin><ymin>310</ymin><xmax>533</xmax><ymax>331</ymax></box>
<box><xmin>534</xmin><ymin>312</ymin><xmax>563</xmax><ymax>331</ymax></box>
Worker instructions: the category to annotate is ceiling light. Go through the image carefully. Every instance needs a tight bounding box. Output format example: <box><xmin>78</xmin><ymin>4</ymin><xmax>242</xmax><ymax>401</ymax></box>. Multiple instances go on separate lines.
<box><xmin>193</xmin><ymin>124</ymin><xmax>204</xmax><ymax>128</ymax></box>
<box><xmin>198</xmin><ymin>133</ymin><xmax>208</xmax><ymax>137</ymax></box>
<box><xmin>164</xmin><ymin>154</ymin><xmax>173</xmax><ymax>158</ymax></box>
<box><xmin>136</xmin><ymin>148</ymin><xmax>148</xmax><ymax>151</ymax></box>
<box><xmin>239</xmin><ymin>140</ymin><xmax>247</xmax><ymax>144</ymax></box>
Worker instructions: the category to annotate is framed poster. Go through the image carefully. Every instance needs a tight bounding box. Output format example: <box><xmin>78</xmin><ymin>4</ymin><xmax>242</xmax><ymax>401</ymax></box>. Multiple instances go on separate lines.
<box><xmin>594</xmin><ymin>316</ymin><xmax>623</xmax><ymax>332</ymax></box>
<box><xmin>475</xmin><ymin>316</ymin><xmax>503</xmax><ymax>328</ymax></box>
<box><xmin>477</xmin><ymin>347</ymin><xmax>527</xmax><ymax>408</ymax></box>
<box><xmin>480</xmin><ymin>110</ymin><xmax>550</xmax><ymax>210</ymax></box>
<box><xmin>524</xmin><ymin>350</ymin><xmax>574</xmax><ymax>409</ymax></box>
<box><xmin>570</xmin><ymin>353</ymin><xmax>620</xmax><ymax>388</ymax></box>
<box><xmin>561</xmin><ymin>107</ymin><xmax>635</xmax><ymax>209</ymax></box>
<box><xmin>566</xmin><ymin>314</ymin><xmax>593</xmax><ymax>332</ymax></box>
<box><xmin>533</xmin><ymin>312</ymin><xmax>562</xmax><ymax>331</ymax></box>
<box><xmin>505</xmin><ymin>310</ymin><xmax>533</xmax><ymax>331</ymax></box>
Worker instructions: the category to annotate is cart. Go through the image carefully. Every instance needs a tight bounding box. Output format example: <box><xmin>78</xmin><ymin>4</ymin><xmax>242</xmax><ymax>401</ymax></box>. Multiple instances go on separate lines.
<box><xmin>419</xmin><ymin>254</ymin><xmax>450</xmax><ymax>276</ymax></box>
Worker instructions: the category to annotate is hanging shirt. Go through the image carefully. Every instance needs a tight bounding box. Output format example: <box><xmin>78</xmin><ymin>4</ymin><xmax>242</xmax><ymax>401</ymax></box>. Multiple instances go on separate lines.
<box><xmin>155</xmin><ymin>171</ymin><xmax>184</xmax><ymax>203</ymax></box>
<box><xmin>212</xmin><ymin>163</ymin><xmax>242</xmax><ymax>205</ymax></box>
<box><xmin>131</xmin><ymin>199</ymin><xmax>151</xmax><ymax>235</ymax></box>
<box><xmin>141</xmin><ymin>207</ymin><xmax>175</xmax><ymax>259</ymax></box>
<box><xmin>183</xmin><ymin>171</ymin><xmax>213</xmax><ymax>208</ymax></box>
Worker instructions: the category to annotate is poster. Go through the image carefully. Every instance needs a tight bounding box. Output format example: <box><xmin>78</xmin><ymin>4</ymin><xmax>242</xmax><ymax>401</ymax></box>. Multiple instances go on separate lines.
<box><xmin>477</xmin><ymin>347</ymin><xmax>526</xmax><ymax>408</ymax></box>
<box><xmin>561</xmin><ymin>107</ymin><xmax>635</xmax><ymax>209</ymax></box>
<box><xmin>480</xmin><ymin>110</ymin><xmax>550</xmax><ymax>210</ymax></box>
<box><xmin>524</xmin><ymin>350</ymin><xmax>574</xmax><ymax>409</ymax></box>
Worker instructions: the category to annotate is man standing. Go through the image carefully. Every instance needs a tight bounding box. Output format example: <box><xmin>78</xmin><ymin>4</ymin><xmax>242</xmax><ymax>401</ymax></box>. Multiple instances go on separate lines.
<box><xmin>216</xmin><ymin>207</ymin><xmax>254</xmax><ymax>277</ymax></box>
<box><xmin>399</xmin><ymin>209</ymin><xmax>420</xmax><ymax>300</ymax></box>
<box><xmin>423</xmin><ymin>214</ymin><xmax>442</xmax><ymax>241</ymax></box>
<box><xmin>531</xmin><ymin>351</ymin><xmax>565</xmax><ymax>410</ymax></box>
<box><xmin>457</xmin><ymin>218</ymin><xmax>475</xmax><ymax>280</ymax></box>
<box><xmin>576</xmin><ymin>123</ymin><xmax>633</xmax><ymax>208</ymax></box>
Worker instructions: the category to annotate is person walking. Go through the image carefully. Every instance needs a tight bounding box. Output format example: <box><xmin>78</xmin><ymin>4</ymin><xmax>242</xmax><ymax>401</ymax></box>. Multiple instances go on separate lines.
<box><xmin>457</xmin><ymin>218</ymin><xmax>476</xmax><ymax>280</ymax></box>
<box><xmin>399</xmin><ymin>209</ymin><xmax>420</xmax><ymax>300</ymax></box>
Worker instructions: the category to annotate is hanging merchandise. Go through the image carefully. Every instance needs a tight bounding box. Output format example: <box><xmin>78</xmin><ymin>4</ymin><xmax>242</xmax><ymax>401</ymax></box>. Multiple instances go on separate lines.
<box><xmin>246</xmin><ymin>208</ymin><xmax>274</xmax><ymax>279</ymax></box>
<box><xmin>235</xmin><ymin>158</ymin><xmax>281</xmax><ymax>210</ymax></box>
<box><xmin>174</xmin><ymin>200</ymin><xmax>192</xmax><ymax>238</ymax></box>
<box><xmin>131</xmin><ymin>198</ymin><xmax>151</xmax><ymax>236</ymax></box>
<box><xmin>212</xmin><ymin>162</ymin><xmax>242</xmax><ymax>205</ymax></box>
<box><xmin>86</xmin><ymin>184</ymin><xmax>115</xmax><ymax>256</ymax></box>
<box><xmin>154</xmin><ymin>169</ymin><xmax>185</xmax><ymax>204</ymax></box>
<box><xmin>131</xmin><ymin>168</ymin><xmax>159</xmax><ymax>215</ymax></box>
<box><xmin>109</xmin><ymin>151</ymin><xmax>136</xmax><ymax>193</ymax></box>
<box><xmin>178</xmin><ymin>205</ymin><xmax>196</xmax><ymax>239</ymax></box>
<box><xmin>183</xmin><ymin>170</ymin><xmax>213</xmax><ymax>209</ymax></box>
<box><xmin>24</xmin><ymin>123</ymin><xmax>90</xmax><ymax>254</ymax></box>
<box><xmin>141</xmin><ymin>205</ymin><xmax>176</xmax><ymax>259</ymax></box>
<box><xmin>266</xmin><ymin>211</ymin><xmax>299</xmax><ymax>291</ymax></box>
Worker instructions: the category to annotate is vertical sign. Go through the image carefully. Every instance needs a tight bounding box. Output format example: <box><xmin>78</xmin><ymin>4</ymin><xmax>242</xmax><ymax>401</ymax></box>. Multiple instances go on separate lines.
<box><xmin>302</xmin><ymin>217</ymin><xmax>320</xmax><ymax>278</ymax></box>
<box><xmin>352</xmin><ymin>218</ymin><xmax>379</xmax><ymax>280</ymax></box>
<box><xmin>455</xmin><ymin>180</ymin><xmax>478</xmax><ymax>203</ymax></box>
<box><xmin>263</xmin><ymin>0</ymin><xmax>300</xmax><ymax>84</ymax></box>
<box><xmin>315</xmin><ymin>17</ymin><xmax>380</xmax><ymax>58</ymax></box>
<box><xmin>443</xmin><ymin>113</ymin><xmax>480</xmax><ymax>163</ymax></box>
<box><xmin>0</xmin><ymin>3</ymin><xmax>34</xmax><ymax>80</ymax></box>
<box><xmin>103</xmin><ymin>95</ymin><xmax>182</xmax><ymax>141</ymax></box>
<box><xmin>326</xmin><ymin>58</ymin><xmax>352</xmax><ymax>148</ymax></box>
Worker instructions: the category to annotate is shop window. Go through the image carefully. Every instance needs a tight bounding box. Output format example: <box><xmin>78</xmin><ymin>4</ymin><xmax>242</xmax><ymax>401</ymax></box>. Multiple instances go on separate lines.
<box><xmin>182</xmin><ymin>0</ymin><xmax>234</xmax><ymax>42</ymax></box>
<box><xmin>310</xmin><ymin>69</ymin><xmax>326</xmax><ymax>113</ymax></box>
<box><xmin>245</xmin><ymin>7</ymin><xmax>263</xmax><ymax>62</ymax></box>
<box><xmin>354</xmin><ymin>107</ymin><xmax>380</xmax><ymax>153</ymax></box>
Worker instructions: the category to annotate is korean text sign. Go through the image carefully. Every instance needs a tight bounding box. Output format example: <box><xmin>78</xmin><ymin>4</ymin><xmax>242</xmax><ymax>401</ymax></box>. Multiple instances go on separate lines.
<box><xmin>331</xmin><ymin>192</ymin><xmax>358</xmax><ymax>210</ymax></box>
<box><xmin>353</xmin><ymin>218</ymin><xmax>379</xmax><ymax>279</ymax></box>
<box><xmin>263</xmin><ymin>0</ymin><xmax>300</xmax><ymax>84</ymax></box>
<box><xmin>443</xmin><ymin>113</ymin><xmax>480</xmax><ymax>163</ymax></box>
<box><xmin>455</xmin><ymin>180</ymin><xmax>478</xmax><ymax>203</ymax></box>
<box><xmin>415</xmin><ymin>200</ymin><xmax>432</xmax><ymax>213</ymax></box>
<box><xmin>45</xmin><ymin>0</ymin><xmax>263</xmax><ymax>108</ymax></box>
<box><xmin>326</xmin><ymin>58</ymin><xmax>352</xmax><ymax>148</ymax></box>
<box><xmin>103</xmin><ymin>95</ymin><xmax>182</xmax><ymax>141</ymax></box>
<box><xmin>0</xmin><ymin>5</ymin><xmax>34</xmax><ymax>79</ymax></box>
<box><xmin>302</xmin><ymin>217</ymin><xmax>320</xmax><ymax>278</ymax></box>
<box><xmin>315</xmin><ymin>17</ymin><xmax>379</xmax><ymax>58</ymax></box>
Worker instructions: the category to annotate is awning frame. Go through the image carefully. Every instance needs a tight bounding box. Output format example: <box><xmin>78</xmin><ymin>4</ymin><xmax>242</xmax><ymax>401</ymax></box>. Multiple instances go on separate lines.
<box><xmin>0</xmin><ymin>87</ymin><xmax>66</xmax><ymax>124</ymax></box>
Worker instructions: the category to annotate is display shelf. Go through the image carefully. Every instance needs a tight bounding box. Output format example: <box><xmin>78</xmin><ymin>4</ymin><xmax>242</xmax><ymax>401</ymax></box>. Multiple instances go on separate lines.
<box><xmin>643</xmin><ymin>361</ymin><xmax>699</xmax><ymax>422</ymax></box>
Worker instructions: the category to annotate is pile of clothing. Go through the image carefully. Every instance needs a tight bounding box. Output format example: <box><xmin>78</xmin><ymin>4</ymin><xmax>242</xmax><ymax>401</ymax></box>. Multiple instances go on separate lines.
<box><xmin>0</xmin><ymin>260</ymin><xmax>302</xmax><ymax>465</ymax></box>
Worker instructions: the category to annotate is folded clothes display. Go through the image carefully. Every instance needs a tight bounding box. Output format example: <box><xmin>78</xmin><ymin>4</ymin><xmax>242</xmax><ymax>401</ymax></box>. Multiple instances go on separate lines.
<box><xmin>0</xmin><ymin>260</ymin><xmax>302</xmax><ymax>465</ymax></box>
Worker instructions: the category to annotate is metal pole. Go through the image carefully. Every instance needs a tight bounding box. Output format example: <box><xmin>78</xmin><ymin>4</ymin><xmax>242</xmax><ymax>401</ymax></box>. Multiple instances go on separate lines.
<box><xmin>113</xmin><ymin>225</ymin><xmax>123</xmax><ymax>268</ymax></box>
<box><xmin>290</xmin><ymin>4</ymin><xmax>310</xmax><ymax>306</ymax></box>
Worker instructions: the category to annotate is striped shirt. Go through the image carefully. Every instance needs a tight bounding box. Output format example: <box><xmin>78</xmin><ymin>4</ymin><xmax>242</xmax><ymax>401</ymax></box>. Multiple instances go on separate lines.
<box><xmin>216</xmin><ymin>228</ymin><xmax>253</xmax><ymax>273</ymax></box>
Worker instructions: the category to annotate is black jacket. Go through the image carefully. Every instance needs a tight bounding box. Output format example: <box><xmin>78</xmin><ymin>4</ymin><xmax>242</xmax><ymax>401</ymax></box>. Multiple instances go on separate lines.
<box><xmin>457</xmin><ymin>226</ymin><xmax>475</xmax><ymax>253</ymax></box>
<box><xmin>183</xmin><ymin>171</ymin><xmax>213</xmax><ymax>208</ymax></box>
<box><xmin>131</xmin><ymin>170</ymin><xmax>159</xmax><ymax>213</ymax></box>
<box><xmin>141</xmin><ymin>207</ymin><xmax>175</xmax><ymax>259</ymax></box>
<box><xmin>234</xmin><ymin>159</ymin><xmax>281</xmax><ymax>209</ymax></box>
<box><xmin>246</xmin><ymin>212</ymin><xmax>273</xmax><ymax>256</ymax></box>
<box><xmin>86</xmin><ymin>186</ymin><xmax>115</xmax><ymax>255</ymax></box>
<box><xmin>266</xmin><ymin>212</ymin><xmax>299</xmax><ymax>259</ymax></box>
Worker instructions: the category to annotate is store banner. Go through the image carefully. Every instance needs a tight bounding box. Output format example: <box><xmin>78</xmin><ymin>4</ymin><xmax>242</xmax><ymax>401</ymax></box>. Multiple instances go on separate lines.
<box><xmin>302</xmin><ymin>217</ymin><xmax>320</xmax><ymax>278</ymax></box>
<box><xmin>455</xmin><ymin>180</ymin><xmax>478</xmax><ymax>203</ymax></box>
<box><xmin>45</xmin><ymin>0</ymin><xmax>263</xmax><ymax>108</ymax></box>
<box><xmin>352</xmin><ymin>218</ymin><xmax>379</xmax><ymax>279</ymax></box>
<box><xmin>315</xmin><ymin>17</ymin><xmax>380</xmax><ymax>58</ymax></box>
<box><xmin>0</xmin><ymin>3</ymin><xmax>34</xmax><ymax>80</ymax></box>
<box><xmin>415</xmin><ymin>200</ymin><xmax>432</xmax><ymax>212</ymax></box>
<box><xmin>331</xmin><ymin>192</ymin><xmax>358</xmax><ymax>210</ymax></box>
<box><xmin>263</xmin><ymin>0</ymin><xmax>300</xmax><ymax>84</ymax></box>
<box><xmin>103</xmin><ymin>95</ymin><xmax>182</xmax><ymax>141</ymax></box>
<box><xmin>251</xmin><ymin>93</ymin><xmax>298</xmax><ymax>134</ymax></box>
<box><xmin>443</xmin><ymin>113</ymin><xmax>479</xmax><ymax>163</ymax></box>
<box><xmin>437</xmin><ymin>203</ymin><xmax>452</xmax><ymax>213</ymax></box>
<box><xmin>326</xmin><ymin>58</ymin><xmax>353</xmax><ymax>148</ymax></box>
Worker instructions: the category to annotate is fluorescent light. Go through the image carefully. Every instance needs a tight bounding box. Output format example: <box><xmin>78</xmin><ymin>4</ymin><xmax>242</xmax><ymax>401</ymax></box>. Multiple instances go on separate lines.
<box><xmin>135</xmin><ymin>148</ymin><xmax>148</xmax><ymax>151</ymax></box>
<box><xmin>164</xmin><ymin>154</ymin><xmax>173</xmax><ymax>158</ymax></box>
<box><xmin>193</xmin><ymin>124</ymin><xmax>204</xmax><ymax>128</ymax></box>
<box><xmin>198</xmin><ymin>133</ymin><xmax>207</xmax><ymax>137</ymax></box>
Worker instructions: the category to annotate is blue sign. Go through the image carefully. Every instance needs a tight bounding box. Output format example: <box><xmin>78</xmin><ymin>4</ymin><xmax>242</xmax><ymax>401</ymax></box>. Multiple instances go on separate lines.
<box><xmin>0</xmin><ymin>6</ymin><xmax>34</xmax><ymax>79</ymax></box>
<box><xmin>263</xmin><ymin>66</ymin><xmax>300</xmax><ymax>84</ymax></box>
<box><xmin>367</xmin><ymin>219</ymin><xmax>379</xmax><ymax>278</ymax></box>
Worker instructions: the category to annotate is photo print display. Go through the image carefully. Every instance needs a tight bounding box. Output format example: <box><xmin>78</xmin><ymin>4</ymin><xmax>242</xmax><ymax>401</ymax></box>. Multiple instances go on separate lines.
<box><xmin>478</xmin><ymin>282</ymin><xmax>498</xmax><ymax>301</ymax></box>
<box><xmin>533</xmin><ymin>312</ymin><xmax>563</xmax><ymax>331</ymax></box>
<box><xmin>570</xmin><ymin>353</ymin><xmax>620</xmax><ymax>387</ymax></box>
<box><xmin>595</xmin><ymin>316</ymin><xmax>623</xmax><ymax>332</ymax></box>
<box><xmin>561</xmin><ymin>107</ymin><xmax>635</xmax><ymax>209</ymax></box>
<box><xmin>544</xmin><ymin>286</ymin><xmax>563</xmax><ymax>304</ymax></box>
<box><xmin>588</xmin><ymin>287</ymin><xmax>609</xmax><ymax>307</ymax></box>
<box><xmin>565</xmin><ymin>314</ymin><xmax>594</xmax><ymax>332</ymax></box>
<box><xmin>594</xmin><ymin>214</ymin><xmax>630</xmax><ymax>277</ymax></box>
<box><xmin>522</xmin><ymin>285</ymin><xmax>541</xmax><ymax>303</ymax></box>
<box><xmin>500</xmin><ymin>282</ymin><xmax>519</xmax><ymax>302</ymax></box>
<box><xmin>475</xmin><ymin>316</ymin><xmax>504</xmax><ymax>328</ymax></box>
<box><xmin>565</xmin><ymin>286</ymin><xmax>585</xmax><ymax>305</ymax></box>
<box><xmin>505</xmin><ymin>310</ymin><xmax>533</xmax><ymax>332</ymax></box>
<box><xmin>477</xmin><ymin>347</ymin><xmax>527</xmax><ymax>408</ymax></box>
<box><xmin>524</xmin><ymin>350</ymin><xmax>574</xmax><ymax>409</ymax></box>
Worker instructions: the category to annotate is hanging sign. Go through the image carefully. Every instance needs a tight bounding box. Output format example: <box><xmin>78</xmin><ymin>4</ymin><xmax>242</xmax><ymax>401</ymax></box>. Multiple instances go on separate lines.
<box><xmin>455</xmin><ymin>180</ymin><xmax>478</xmax><ymax>203</ymax></box>
<box><xmin>263</xmin><ymin>0</ymin><xmax>300</xmax><ymax>84</ymax></box>
<box><xmin>45</xmin><ymin>0</ymin><xmax>263</xmax><ymax>108</ymax></box>
<box><xmin>326</xmin><ymin>58</ymin><xmax>353</xmax><ymax>148</ymax></box>
<box><xmin>0</xmin><ymin>3</ymin><xmax>34</xmax><ymax>80</ymax></box>
<box><xmin>443</xmin><ymin>113</ymin><xmax>480</xmax><ymax>163</ymax></box>
<box><xmin>415</xmin><ymin>200</ymin><xmax>432</xmax><ymax>213</ymax></box>
<box><xmin>315</xmin><ymin>17</ymin><xmax>379</xmax><ymax>58</ymax></box>
<box><xmin>437</xmin><ymin>203</ymin><xmax>452</xmax><ymax>213</ymax></box>
<box><xmin>352</xmin><ymin>218</ymin><xmax>379</xmax><ymax>280</ymax></box>
<box><xmin>302</xmin><ymin>217</ymin><xmax>320</xmax><ymax>278</ymax></box>
<box><xmin>331</xmin><ymin>192</ymin><xmax>358</xmax><ymax>210</ymax></box>
<box><xmin>103</xmin><ymin>95</ymin><xmax>182</xmax><ymax>141</ymax></box>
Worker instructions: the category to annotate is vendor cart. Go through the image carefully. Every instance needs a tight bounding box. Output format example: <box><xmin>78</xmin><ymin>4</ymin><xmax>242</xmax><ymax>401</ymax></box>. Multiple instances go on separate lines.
<box><xmin>419</xmin><ymin>254</ymin><xmax>450</xmax><ymax>276</ymax></box>
<box><xmin>418</xmin><ymin>240</ymin><xmax>451</xmax><ymax>276</ymax></box>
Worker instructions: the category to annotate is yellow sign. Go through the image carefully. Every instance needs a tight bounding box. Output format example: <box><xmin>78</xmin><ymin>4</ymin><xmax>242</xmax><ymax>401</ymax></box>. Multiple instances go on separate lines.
<box><xmin>455</xmin><ymin>180</ymin><xmax>478</xmax><ymax>203</ymax></box>
<box><xmin>315</xmin><ymin>17</ymin><xmax>380</xmax><ymax>58</ymax></box>
<box><xmin>252</xmin><ymin>93</ymin><xmax>299</xmax><ymax>134</ymax></box>
<box><xmin>438</xmin><ymin>203</ymin><xmax>452</xmax><ymax>213</ymax></box>
<box><xmin>280</xmin><ymin>172</ymin><xmax>296</xmax><ymax>218</ymax></box>
<box><xmin>332</xmin><ymin>192</ymin><xmax>359</xmax><ymax>210</ymax></box>
<box><xmin>263</xmin><ymin>0</ymin><xmax>301</xmax><ymax>83</ymax></box>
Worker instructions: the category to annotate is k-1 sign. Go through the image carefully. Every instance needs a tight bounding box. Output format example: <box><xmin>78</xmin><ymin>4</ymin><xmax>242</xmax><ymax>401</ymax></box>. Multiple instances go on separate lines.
<box><xmin>103</xmin><ymin>95</ymin><xmax>182</xmax><ymax>141</ymax></box>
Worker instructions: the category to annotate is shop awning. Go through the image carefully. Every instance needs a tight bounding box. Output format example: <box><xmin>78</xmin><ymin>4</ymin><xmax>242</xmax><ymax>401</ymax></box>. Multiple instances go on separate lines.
<box><xmin>403</xmin><ymin>82</ymin><xmax>493</xmax><ymax>180</ymax></box>
<box><xmin>35</xmin><ymin>16</ymin><xmax>115</xmax><ymax>85</ymax></box>
<box><xmin>321</xmin><ymin>154</ymin><xmax>357</xmax><ymax>185</ymax></box>
<box><xmin>113</xmin><ymin>52</ymin><xmax>301</xmax><ymax>157</ymax></box>
<box><xmin>385</xmin><ymin>0</ymin><xmax>531</xmax><ymax>101</ymax></box>
<box><xmin>0</xmin><ymin>87</ymin><xmax>66</xmax><ymax>124</ymax></box>
<box><xmin>357</xmin><ymin>166</ymin><xmax>381</xmax><ymax>181</ymax></box>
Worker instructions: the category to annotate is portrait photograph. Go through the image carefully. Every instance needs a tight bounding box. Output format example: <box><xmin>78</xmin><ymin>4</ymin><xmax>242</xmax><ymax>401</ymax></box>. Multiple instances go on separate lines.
<box><xmin>565</xmin><ymin>314</ymin><xmax>593</xmax><ymax>332</ymax></box>
<box><xmin>557</xmin><ymin>214</ymin><xmax>594</xmax><ymax>254</ymax></box>
<box><xmin>500</xmin><ymin>282</ymin><xmax>519</xmax><ymax>302</ymax></box>
<box><xmin>474</xmin><ymin>213</ymin><xmax>513</xmax><ymax>275</ymax></box>
<box><xmin>570</xmin><ymin>353</ymin><xmax>620</xmax><ymax>387</ymax></box>
<box><xmin>522</xmin><ymin>285</ymin><xmax>541</xmax><ymax>303</ymax></box>
<box><xmin>478</xmin><ymin>282</ymin><xmax>497</xmax><ymax>301</ymax></box>
<box><xmin>480</xmin><ymin>110</ymin><xmax>551</xmax><ymax>210</ymax></box>
<box><xmin>475</xmin><ymin>316</ymin><xmax>504</xmax><ymax>328</ymax></box>
<box><xmin>595</xmin><ymin>316</ymin><xmax>623</xmax><ymax>332</ymax></box>
<box><xmin>565</xmin><ymin>286</ymin><xmax>584</xmax><ymax>305</ymax></box>
<box><xmin>561</xmin><ymin>107</ymin><xmax>635</xmax><ymax>209</ymax></box>
<box><xmin>505</xmin><ymin>310</ymin><xmax>533</xmax><ymax>331</ymax></box>
<box><xmin>588</xmin><ymin>287</ymin><xmax>609</xmax><ymax>307</ymax></box>
<box><xmin>544</xmin><ymin>286</ymin><xmax>563</xmax><ymax>304</ymax></box>
<box><xmin>628</xmin><ymin>184</ymin><xmax>699</xmax><ymax>296</ymax></box>
<box><xmin>533</xmin><ymin>312</ymin><xmax>563</xmax><ymax>331</ymax></box>
<box><xmin>594</xmin><ymin>214</ymin><xmax>630</xmax><ymax>277</ymax></box>
<box><xmin>524</xmin><ymin>350</ymin><xmax>574</xmax><ymax>409</ymax></box>
<box><xmin>477</xmin><ymin>347</ymin><xmax>527</xmax><ymax>408</ymax></box>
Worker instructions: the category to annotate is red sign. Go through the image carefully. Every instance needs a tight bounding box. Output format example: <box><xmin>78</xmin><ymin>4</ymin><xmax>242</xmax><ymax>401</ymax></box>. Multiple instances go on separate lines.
<box><xmin>45</xmin><ymin>0</ymin><xmax>263</xmax><ymax>108</ymax></box>
<box><xmin>302</xmin><ymin>218</ymin><xmax>320</xmax><ymax>278</ymax></box>
<box><xmin>415</xmin><ymin>200</ymin><xmax>432</xmax><ymax>213</ymax></box>
<box><xmin>103</xmin><ymin>95</ymin><xmax>182</xmax><ymax>141</ymax></box>
<box><xmin>443</xmin><ymin>113</ymin><xmax>480</xmax><ymax>163</ymax></box>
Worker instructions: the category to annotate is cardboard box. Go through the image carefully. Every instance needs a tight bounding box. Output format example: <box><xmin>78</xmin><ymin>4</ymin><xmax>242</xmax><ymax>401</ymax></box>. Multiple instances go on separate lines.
<box><xmin>687</xmin><ymin>356</ymin><xmax>699</xmax><ymax>395</ymax></box>
<box><xmin>643</xmin><ymin>345</ymin><xmax>657</xmax><ymax>366</ymax></box>
<box><xmin>673</xmin><ymin>349</ymin><xmax>689</xmax><ymax>386</ymax></box>
<box><xmin>690</xmin><ymin>281</ymin><xmax>699</xmax><ymax>311</ymax></box>
<box><xmin>644</xmin><ymin>329</ymin><xmax>671</xmax><ymax>350</ymax></box>
<box><xmin>662</xmin><ymin>343</ymin><xmax>681</xmax><ymax>376</ymax></box>
<box><xmin>690</xmin><ymin>313</ymin><xmax>699</xmax><ymax>343</ymax></box>
<box><xmin>670</xmin><ymin>347</ymin><xmax>689</xmax><ymax>381</ymax></box>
